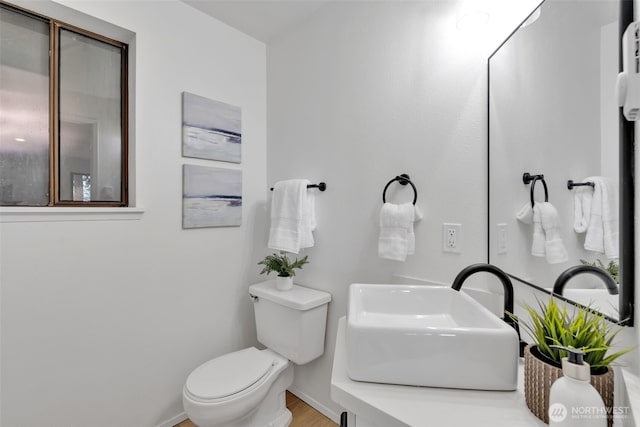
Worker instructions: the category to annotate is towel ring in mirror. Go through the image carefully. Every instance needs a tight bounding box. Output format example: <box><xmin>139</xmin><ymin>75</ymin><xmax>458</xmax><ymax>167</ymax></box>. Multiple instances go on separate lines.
<box><xmin>523</xmin><ymin>172</ymin><xmax>548</xmax><ymax>207</ymax></box>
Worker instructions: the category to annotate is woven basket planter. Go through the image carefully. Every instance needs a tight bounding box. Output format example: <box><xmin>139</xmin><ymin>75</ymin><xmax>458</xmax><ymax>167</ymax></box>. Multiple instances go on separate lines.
<box><xmin>524</xmin><ymin>344</ymin><xmax>614</xmax><ymax>426</ymax></box>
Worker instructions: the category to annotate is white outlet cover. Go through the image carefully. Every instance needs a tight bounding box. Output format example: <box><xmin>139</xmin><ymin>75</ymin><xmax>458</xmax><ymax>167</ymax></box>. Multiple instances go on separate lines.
<box><xmin>443</xmin><ymin>223</ymin><xmax>461</xmax><ymax>253</ymax></box>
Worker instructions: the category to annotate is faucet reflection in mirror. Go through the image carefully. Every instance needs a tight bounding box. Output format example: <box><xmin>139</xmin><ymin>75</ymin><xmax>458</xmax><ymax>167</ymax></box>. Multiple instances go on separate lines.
<box><xmin>553</xmin><ymin>265</ymin><xmax>619</xmax><ymax>296</ymax></box>
<box><xmin>553</xmin><ymin>265</ymin><xmax>622</xmax><ymax>321</ymax></box>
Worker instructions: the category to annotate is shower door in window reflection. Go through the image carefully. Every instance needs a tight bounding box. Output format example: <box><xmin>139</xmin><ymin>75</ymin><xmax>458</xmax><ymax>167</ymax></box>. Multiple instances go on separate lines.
<box><xmin>58</xmin><ymin>28</ymin><xmax>124</xmax><ymax>204</ymax></box>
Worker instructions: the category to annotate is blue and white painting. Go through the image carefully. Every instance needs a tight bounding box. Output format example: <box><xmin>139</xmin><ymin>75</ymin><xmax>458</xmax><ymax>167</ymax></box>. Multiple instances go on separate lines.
<box><xmin>183</xmin><ymin>164</ymin><xmax>242</xmax><ymax>228</ymax></box>
<box><xmin>182</xmin><ymin>92</ymin><xmax>241</xmax><ymax>163</ymax></box>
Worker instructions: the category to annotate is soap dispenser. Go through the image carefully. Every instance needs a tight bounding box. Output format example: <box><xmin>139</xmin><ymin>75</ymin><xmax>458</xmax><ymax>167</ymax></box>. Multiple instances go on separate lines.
<box><xmin>548</xmin><ymin>345</ymin><xmax>606</xmax><ymax>427</ymax></box>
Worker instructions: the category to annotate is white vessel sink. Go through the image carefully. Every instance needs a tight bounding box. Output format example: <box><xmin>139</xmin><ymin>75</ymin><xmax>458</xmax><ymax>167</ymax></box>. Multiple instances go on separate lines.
<box><xmin>346</xmin><ymin>284</ymin><xmax>519</xmax><ymax>391</ymax></box>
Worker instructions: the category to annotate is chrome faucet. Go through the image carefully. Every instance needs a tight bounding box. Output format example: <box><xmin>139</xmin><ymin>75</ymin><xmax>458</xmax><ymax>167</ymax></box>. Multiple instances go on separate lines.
<box><xmin>552</xmin><ymin>265</ymin><xmax>619</xmax><ymax>296</ymax></box>
<box><xmin>451</xmin><ymin>263</ymin><xmax>524</xmax><ymax>355</ymax></box>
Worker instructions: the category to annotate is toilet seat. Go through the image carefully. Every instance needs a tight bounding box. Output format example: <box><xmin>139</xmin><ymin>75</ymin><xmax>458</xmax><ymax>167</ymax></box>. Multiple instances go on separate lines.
<box><xmin>184</xmin><ymin>347</ymin><xmax>275</xmax><ymax>403</ymax></box>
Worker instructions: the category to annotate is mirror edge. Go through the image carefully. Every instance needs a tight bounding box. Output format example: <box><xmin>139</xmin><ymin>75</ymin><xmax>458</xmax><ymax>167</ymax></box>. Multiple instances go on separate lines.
<box><xmin>619</xmin><ymin>0</ymin><xmax>635</xmax><ymax>327</ymax></box>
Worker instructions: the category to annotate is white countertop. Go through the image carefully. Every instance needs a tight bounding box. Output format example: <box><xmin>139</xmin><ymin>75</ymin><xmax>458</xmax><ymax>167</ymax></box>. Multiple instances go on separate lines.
<box><xmin>331</xmin><ymin>316</ymin><xmax>547</xmax><ymax>427</ymax></box>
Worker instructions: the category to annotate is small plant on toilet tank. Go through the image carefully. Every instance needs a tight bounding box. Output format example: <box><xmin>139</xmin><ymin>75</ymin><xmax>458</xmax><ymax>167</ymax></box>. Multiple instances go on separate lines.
<box><xmin>258</xmin><ymin>253</ymin><xmax>309</xmax><ymax>291</ymax></box>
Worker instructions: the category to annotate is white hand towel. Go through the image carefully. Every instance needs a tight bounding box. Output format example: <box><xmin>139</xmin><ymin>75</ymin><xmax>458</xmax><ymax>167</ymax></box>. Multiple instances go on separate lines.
<box><xmin>516</xmin><ymin>203</ymin><xmax>533</xmax><ymax>224</ymax></box>
<box><xmin>573</xmin><ymin>180</ymin><xmax>593</xmax><ymax>233</ymax></box>
<box><xmin>268</xmin><ymin>179</ymin><xmax>315</xmax><ymax>254</ymax></box>
<box><xmin>407</xmin><ymin>205</ymin><xmax>423</xmax><ymax>255</ymax></box>
<box><xmin>531</xmin><ymin>204</ymin><xmax>546</xmax><ymax>257</ymax></box>
<box><xmin>601</xmin><ymin>179</ymin><xmax>619</xmax><ymax>259</ymax></box>
<box><xmin>378</xmin><ymin>202</ymin><xmax>416</xmax><ymax>262</ymax></box>
<box><xmin>300</xmin><ymin>187</ymin><xmax>316</xmax><ymax>250</ymax></box>
<box><xmin>584</xmin><ymin>177</ymin><xmax>618</xmax><ymax>259</ymax></box>
<box><xmin>537</xmin><ymin>202</ymin><xmax>569</xmax><ymax>264</ymax></box>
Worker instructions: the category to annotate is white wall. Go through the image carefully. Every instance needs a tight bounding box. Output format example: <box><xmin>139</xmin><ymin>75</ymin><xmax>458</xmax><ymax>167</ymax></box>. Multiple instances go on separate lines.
<box><xmin>266</xmin><ymin>0</ymin><xmax>539</xmax><ymax>418</ymax></box>
<box><xmin>0</xmin><ymin>1</ymin><xmax>267</xmax><ymax>426</ymax></box>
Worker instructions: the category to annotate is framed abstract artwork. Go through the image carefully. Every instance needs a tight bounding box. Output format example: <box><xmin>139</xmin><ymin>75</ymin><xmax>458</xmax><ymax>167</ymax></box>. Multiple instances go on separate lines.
<box><xmin>182</xmin><ymin>92</ymin><xmax>241</xmax><ymax>163</ymax></box>
<box><xmin>182</xmin><ymin>164</ymin><xmax>242</xmax><ymax>228</ymax></box>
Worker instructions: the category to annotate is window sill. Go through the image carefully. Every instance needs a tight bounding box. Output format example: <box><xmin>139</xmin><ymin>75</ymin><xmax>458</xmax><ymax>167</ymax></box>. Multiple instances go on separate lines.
<box><xmin>0</xmin><ymin>207</ymin><xmax>145</xmax><ymax>223</ymax></box>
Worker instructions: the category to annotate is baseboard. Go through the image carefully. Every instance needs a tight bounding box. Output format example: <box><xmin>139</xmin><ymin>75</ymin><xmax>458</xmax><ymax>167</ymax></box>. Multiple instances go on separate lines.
<box><xmin>288</xmin><ymin>385</ymin><xmax>341</xmax><ymax>424</ymax></box>
<box><xmin>154</xmin><ymin>411</ymin><xmax>188</xmax><ymax>427</ymax></box>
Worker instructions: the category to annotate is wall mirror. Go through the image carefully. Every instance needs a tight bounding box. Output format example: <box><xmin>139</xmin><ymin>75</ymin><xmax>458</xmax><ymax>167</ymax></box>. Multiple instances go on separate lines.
<box><xmin>488</xmin><ymin>0</ymin><xmax>634</xmax><ymax>325</ymax></box>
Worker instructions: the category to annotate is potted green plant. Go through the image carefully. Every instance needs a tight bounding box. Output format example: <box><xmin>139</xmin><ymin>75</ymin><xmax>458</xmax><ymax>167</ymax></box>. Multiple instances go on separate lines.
<box><xmin>517</xmin><ymin>297</ymin><xmax>633</xmax><ymax>426</ymax></box>
<box><xmin>258</xmin><ymin>253</ymin><xmax>309</xmax><ymax>291</ymax></box>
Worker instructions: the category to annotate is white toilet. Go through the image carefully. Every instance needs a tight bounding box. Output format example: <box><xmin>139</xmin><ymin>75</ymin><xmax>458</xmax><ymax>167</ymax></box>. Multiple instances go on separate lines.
<box><xmin>183</xmin><ymin>280</ymin><xmax>331</xmax><ymax>427</ymax></box>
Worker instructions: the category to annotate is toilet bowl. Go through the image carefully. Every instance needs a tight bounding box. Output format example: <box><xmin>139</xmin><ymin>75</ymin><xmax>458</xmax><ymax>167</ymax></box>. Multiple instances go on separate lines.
<box><xmin>183</xmin><ymin>348</ymin><xmax>293</xmax><ymax>427</ymax></box>
<box><xmin>182</xmin><ymin>280</ymin><xmax>331</xmax><ymax>427</ymax></box>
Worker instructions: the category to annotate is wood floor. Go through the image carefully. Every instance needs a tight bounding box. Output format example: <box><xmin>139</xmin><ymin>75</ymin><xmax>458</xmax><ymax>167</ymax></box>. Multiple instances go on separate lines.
<box><xmin>174</xmin><ymin>391</ymin><xmax>338</xmax><ymax>427</ymax></box>
<box><xmin>285</xmin><ymin>392</ymin><xmax>338</xmax><ymax>427</ymax></box>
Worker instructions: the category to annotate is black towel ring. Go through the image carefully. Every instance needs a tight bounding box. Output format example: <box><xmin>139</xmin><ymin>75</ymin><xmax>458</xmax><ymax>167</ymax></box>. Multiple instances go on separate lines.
<box><xmin>382</xmin><ymin>174</ymin><xmax>418</xmax><ymax>205</ymax></box>
<box><xmin>523</xmin><ymin>172</ymin><xmax>548</xmax><ymax>207</ymax></box>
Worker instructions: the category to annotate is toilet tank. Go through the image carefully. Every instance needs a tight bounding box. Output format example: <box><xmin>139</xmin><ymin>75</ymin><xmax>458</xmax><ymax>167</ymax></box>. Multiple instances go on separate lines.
<box><xmin>249</xmin><ymin>280</ymin><xmax>331</xmax><ymax>365</ymax></box>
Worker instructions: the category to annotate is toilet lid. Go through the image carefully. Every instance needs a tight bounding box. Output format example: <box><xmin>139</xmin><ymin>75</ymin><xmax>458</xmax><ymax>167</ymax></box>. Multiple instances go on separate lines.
<box><xmin>186</xmin><ymin>347</ymin><xmax>274</xmax><ymax>400</ymax></box>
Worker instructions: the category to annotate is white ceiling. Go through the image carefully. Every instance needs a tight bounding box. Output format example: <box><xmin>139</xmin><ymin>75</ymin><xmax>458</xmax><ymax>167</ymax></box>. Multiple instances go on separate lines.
<box><xmin>181</xmin><ymin>0</ymin><xmax>332</xmax><ymax>43</ymax></box>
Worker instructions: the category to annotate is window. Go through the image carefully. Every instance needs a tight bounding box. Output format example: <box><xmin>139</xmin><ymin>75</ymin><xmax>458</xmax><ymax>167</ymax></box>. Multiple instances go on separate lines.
<box><xmin>0</xmin><ymin>2</ymin><xmax>128</xmax><ymax>207</ymax></box>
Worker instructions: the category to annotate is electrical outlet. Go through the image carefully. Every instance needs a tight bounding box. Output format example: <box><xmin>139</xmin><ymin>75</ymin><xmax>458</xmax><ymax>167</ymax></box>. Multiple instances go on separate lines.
<box><xmin>497</xmin><ymin>223</ymin><xmax>508</xmax><ymax>254</ymax></box>
<box><xmin>443</xmin><ymin>223</ymin><xmax>461</xmax><ymax>253</ymax></box>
